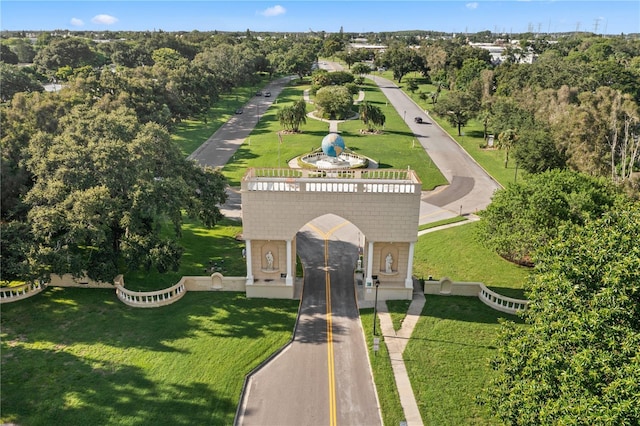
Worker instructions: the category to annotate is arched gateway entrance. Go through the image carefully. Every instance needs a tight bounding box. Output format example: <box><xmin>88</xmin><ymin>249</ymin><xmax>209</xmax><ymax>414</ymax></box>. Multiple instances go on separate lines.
<box><xmin>241</xmin><ymin>168</ymin><xmax>422</xmax><ymax>301</ymax></box>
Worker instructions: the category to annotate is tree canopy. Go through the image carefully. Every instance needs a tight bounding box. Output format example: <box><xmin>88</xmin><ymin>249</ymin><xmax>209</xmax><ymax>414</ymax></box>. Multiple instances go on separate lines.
<box><xmin>315</xmin><ymin>85</ymin><xmax>354</xmax><ymax>120</ymax></box>
<box><xmin>5</xmin><ymin>103</ymin><xmax>226</xmax><ymax>283</ymax></box>
<box><xmin>485</xmin><ymin>200</ymin><xmax>640</xmax><ymax>425</ymax></box>
<box><xmin>477</xmin><ymin>169</ymin><xmax>620</xmax><ymax>266</ymax></box>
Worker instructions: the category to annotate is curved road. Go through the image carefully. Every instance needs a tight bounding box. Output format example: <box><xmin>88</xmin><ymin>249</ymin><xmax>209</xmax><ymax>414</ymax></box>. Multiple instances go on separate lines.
<box><xmin>322</xmin><ymin>61</ymin><xmax>501</xmax><ymax>215</ymax></box>
<box><xmin>190</xmin><ymin>65</ymin><xmax>500</xmax><ymax>425</ymax></box>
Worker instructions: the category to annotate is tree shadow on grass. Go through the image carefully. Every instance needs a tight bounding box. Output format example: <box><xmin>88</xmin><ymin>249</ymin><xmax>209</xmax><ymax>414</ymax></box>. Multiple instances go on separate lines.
<box><xmin>1</xmin><ymin>288</ymin><xmax>297</xmax><ymax>353</ymax></box>
<box><xmin>0</xmin><ymin>344</ymin><xmax>236</xmax><ymax>426</ymax></box>
<box><xmin>421</xmin><ymin>295</ymin><xmax>525</xmax><ymax>325</ymax></box>
<box><xmin>463</xmin><ymin>130</ymin><xmax>485</xmax><ymax>138</ymax></box>
<box><xmin>383</xmin><ymin>130</ymin><xmax>416</xmax><ymax>138</ymax></box>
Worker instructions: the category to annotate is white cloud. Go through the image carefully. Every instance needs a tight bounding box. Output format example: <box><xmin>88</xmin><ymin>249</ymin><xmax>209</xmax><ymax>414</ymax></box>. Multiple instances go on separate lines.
<box><xmin>466</xmin><ymin>2</ymin><xmax>479</xmax><ymax>10</ymax></box>
<box><xmin>91</xmin><ymin>14</ymin><xmax>119</xmax><ymax>25</ymax></box>
<box><xmin>70</xmin><ymin>17</ymin><xmax>84</xmax><ymax>27</ymax></box>
<box><xmin>260</xmin><ymin>5</ymin><xmax>286</xmax><ymax>17</ymax></box>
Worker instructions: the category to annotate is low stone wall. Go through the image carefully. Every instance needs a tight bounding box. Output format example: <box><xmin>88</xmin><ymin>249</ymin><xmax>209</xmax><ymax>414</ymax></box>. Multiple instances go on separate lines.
<box><xmin>362</xmin><ymin>285</ymin><xmax>413</xmax><ymax>301</ymax></box>
<box><xmin>246</xmin><ymin>281</ymin><xmax>295</xmax><ymax>299</ymax></box>
<box><xmin>114</xmin><ymin>273</ymin><xmax>247</xmax><ymax>308</ymax></box>
<box><xmin>1</xmin><ymin>273</ymin><xmax>247</xmax><ymax>307</ymax></box>
<box><xmin>424</xmin><ymin>277</ymin><xmax>529</xmax><ymax>315</ymax></box>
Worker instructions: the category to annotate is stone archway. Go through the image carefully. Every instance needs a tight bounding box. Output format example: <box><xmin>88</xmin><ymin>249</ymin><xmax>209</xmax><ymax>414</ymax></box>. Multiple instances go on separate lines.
<box><xmin>240</xmin><ymin>168</ymin><xmax>422</xmax><ymax>300</ymax></box>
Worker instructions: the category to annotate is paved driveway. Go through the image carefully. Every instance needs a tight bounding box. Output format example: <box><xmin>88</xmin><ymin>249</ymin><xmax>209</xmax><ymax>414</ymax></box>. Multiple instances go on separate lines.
<box><xmin>236</xmin><ymin>218</ymin><xmax>381</xmax><ymax>426</ymax></box>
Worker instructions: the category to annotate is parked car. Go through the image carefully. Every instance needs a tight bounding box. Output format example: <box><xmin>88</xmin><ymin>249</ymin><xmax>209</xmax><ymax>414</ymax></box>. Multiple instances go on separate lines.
<box><xmin>264</xmin><ymin>91</ymin><xmax>271</xmax><ymax>97</ymax></box>
<box><xmin>255</xmin><ymin>91</ymin><xmax>262</xmax><ymax>96</ymax></box>
<box><xmin>235</xmin><ymin>108</ymin><xmax>243</xmax><ymax>114</ymax></box>
<box><xmin>414</xmin><ymin>116</ymin><xmax>423</xmax><ymax>124</ymax></box>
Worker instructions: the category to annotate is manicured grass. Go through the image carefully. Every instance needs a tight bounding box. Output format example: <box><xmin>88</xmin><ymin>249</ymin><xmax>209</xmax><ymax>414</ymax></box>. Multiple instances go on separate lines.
<box><xmin>221</xmin><ymin>79</ymin><xmax>448</xmax><ymax>190</ymax></box>
<box><xmin>405</xmin><ymin>296</ymin><xmax>525</xmax><ymax>425</ymax></box>
<box><xmin>122</xmin><ymin>217</ymin><xmax>245</xmax><ymax>292</ymax></box>
<box><xmin>386</xmin><ymin>71</ymin><xmax>528</xmax><ymax>188</ymax></box>
<box><xmin>386</xmin><ymin>299</ymin><xmax>412</xmax><ymax>331</ymax></box>
<box><xmin>360</xmin><ymin>308</ymin><xmax>406</xmax><ymax>426</ymax></box>
<box><xmin>172</xmin><ymin>77</ymin><xmax>272</xmax><ymax>157</ymax></box>
<box><xmin>414</xmin><ymin>221</ymin><xmax>530</xmax><ymax>299</ymax></box>
<box><xmin>0</xmin><ymin>287</ymin><xmax>299</xmax><ymax>426</ymax></box>
<box><xmin>418</xmin><ymin>216</ymin><xmax>467</xmax><ymax>231</ymax></box>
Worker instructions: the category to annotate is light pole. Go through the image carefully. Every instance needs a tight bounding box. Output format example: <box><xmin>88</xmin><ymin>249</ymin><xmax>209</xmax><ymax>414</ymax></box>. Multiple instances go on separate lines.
<box><xmin>372</xmin><ymin>279</ymin><xmax>380</xmax><ymax>335</ymax></box>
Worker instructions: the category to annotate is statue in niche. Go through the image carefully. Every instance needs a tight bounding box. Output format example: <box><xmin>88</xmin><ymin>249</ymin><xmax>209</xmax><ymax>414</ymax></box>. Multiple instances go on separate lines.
<box><xmin>265</xmin><ymin>251</ymin><xmax>274</xmax><ymax>270</ymax></box>
<box><xmin>385</xmin><ymin>253</ymin><xmax>393</xmax><ymax>273</ymax></box>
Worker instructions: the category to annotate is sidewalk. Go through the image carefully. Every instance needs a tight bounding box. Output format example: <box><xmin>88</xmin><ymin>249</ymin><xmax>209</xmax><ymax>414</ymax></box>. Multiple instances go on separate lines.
<box><xmin>377</xmin><ymin>280</ymin><xmax>426</xmax><ymax>426</ymax></box>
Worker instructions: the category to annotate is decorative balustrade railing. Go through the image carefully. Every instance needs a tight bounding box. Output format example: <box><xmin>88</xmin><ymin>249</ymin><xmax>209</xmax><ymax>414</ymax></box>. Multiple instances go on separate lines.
<box><xmin>478</xmin><ymin>284</ymin><xmax>529</xmax><ymax>314</ymax></box>
<box><xmin>115</xmin><ymin>281</ymin><xmax>186</xmax><ymax>308</ymax></box>
<box><xmin>244</xmin><ymin>168</ymin><xmax>419</xmax><ymax>182</ymax></box>
<box><xmin>0</xmin><ymin>282</ymin><xmax>46</xmax><ymax>303</ymax></box>
<box><xmin>243</xmin><ymin>168</ymin><xmax>421</xmax><ymax>194</ymax></box>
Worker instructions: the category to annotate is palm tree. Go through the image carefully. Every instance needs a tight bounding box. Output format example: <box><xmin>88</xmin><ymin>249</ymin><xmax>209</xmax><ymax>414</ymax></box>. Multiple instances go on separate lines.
<box><xmin>359</xmin><ymin>101</ymin><xmax>385</xmax><ymax>132</ymax></box>
<box><xmin>497</xmin><ymin>128</ymin><xmax>518</xmax><ymax>168</ymax></box>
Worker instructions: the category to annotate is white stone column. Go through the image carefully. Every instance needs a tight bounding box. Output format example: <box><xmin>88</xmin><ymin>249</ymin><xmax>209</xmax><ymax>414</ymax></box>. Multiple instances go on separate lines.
<box><xmin>245</xmin><ymin>240</ymin><xmax>254</xmax><ymax>286</ymax></box>
<box><xmin>285</xmin><ymin>239</ymin><xmax>293</xmax><ymax>286</ymax></box>
<box><xmin>405</xmin><ymin>242</ymin><xmax>415</xmax><ymax>288</ymax></box>
<box><xmin>366</xmin><ymin>241</ymin><xmax>374</xmax><ymax>287</ymax></box>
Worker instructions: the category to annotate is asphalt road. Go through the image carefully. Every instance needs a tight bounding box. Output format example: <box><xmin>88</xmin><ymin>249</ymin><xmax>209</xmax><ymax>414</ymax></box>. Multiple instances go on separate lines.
<box><xmin>188</xmin><ymin>76</ymin><xmax>295</xmax><ymax>169</ymax></box>
<box><xmin>237</xmin><ymin>217</ymin><xmax>381</xmax><ymax>426</ymax></box>
<box><xmin>368</xmin><ymin>72</ymin><xmax>501</xmax><ymax>215</ymax></box>
<box><xmin>194</xmin><ymin>65</ymin><xmax>501</xmax><ymax>425</ymax></box>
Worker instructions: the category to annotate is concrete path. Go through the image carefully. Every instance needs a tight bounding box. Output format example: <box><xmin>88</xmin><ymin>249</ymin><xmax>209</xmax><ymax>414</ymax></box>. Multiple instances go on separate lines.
<box><xmin>195</xmin><ymin>67</ymin><xmax>497</xmax><ymax>426</ymax></box>
<box><xmin>362</xmin><ymin>281</ymin><xmax>426</xmax><ymax>426</ymax></box>
<box><xmin>303</xmin><ymin>89</ymin><xmax>365</xmax><ymax>133</ymax></box>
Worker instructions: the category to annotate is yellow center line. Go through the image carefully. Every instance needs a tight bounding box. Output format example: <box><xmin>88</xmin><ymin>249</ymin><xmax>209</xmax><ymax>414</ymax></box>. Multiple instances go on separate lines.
<box><xmin>306</xmin><ymin>221</ymin><xmax>345</xmax><ymax>426</ymax></box>
<box><xmin>325</xmin><ymin>239</ymin><xmax>337</xmax><ymax>426</ymax></box>
<box><xmin>306</xmin><ymin>220</ymin><xmax>350</xmax><ymax>240</ymax></box>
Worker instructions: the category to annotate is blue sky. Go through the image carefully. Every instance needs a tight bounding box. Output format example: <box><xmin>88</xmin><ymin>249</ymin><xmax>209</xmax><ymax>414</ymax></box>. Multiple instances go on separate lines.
<box><xmin>2</xmin><ymin>1</ymin><xmax>639</xmax><ymax>35</ymax></box>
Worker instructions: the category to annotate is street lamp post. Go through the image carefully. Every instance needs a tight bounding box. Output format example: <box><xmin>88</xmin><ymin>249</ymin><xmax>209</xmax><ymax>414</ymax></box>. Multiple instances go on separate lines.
<box><xmin>373</xmin><ymin>279</ymin><xmax>380</xmax><ymax>335</ymax></box>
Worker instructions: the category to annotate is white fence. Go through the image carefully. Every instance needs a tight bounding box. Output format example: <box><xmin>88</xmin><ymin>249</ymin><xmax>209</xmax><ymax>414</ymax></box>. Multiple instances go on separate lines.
<box><xmin>423</xmin><ymin>278</ymin><xmax>529</xmax><ymax>315</ymax></box>
<box><xmin>478</xmin><ymin>284</ymin><xmax>529</xmax><ymax>314</ymax></box>
<box><xmin>0</xmin><ymin>281</ymin><xmax>46</xmax><ymax>303</ymax></box>
<box><xmin>1</xmin><ymin>273</ymin><xmax>246</xmax><ymax>308</ymax></box>
<box><xmin>115</xmin><ymin>276</ymin><xmax>187</xmax><ymax>308</ymax></box>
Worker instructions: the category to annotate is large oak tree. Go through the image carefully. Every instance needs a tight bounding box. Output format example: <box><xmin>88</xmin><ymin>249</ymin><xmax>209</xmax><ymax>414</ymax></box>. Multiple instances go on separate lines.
<box><xmin>486</xmin><ymin>200</ymin><xmax>640</xmax><ymax>425</ymax></box>
<box><xmin>477</xmin><ymin>169</ymin><xmax>620</xmax><ymax>266</ymax></box>
<box><xmin>22</xmin><ymin>104</ymin><xmax>226</xmax><ymax>282</ymax></box>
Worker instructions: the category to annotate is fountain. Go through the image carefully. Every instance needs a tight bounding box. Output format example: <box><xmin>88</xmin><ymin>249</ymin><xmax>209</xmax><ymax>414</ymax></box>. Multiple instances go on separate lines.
<box><xmin>299</xmin><ymin>133</ymin><xmax>369</xmax><ymax>169</ymax></box>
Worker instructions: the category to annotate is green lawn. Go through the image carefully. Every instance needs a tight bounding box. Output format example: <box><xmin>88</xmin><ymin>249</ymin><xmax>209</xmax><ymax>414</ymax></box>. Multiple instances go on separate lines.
<box><xmin>220</xmin><ymin>79</ymin><xmax>448</xmax><ymax>190</ymax></box>
<box><xmin>380</xmin><ymin>71</ymin><xmax>528</xmax><ymax>188</ymax></box>
<box><xmin>172</xmin><ymin>76</ymin><xmax>272</xmax><ymax>157</ymax></box>
<box><xmin>405</xmin><ymin>296</ymin><xmax>525</xmax><ymax>425</ymax></box>
<box><xmin>418</xmin><ymin>216</ymin><xmax>467</xmax><ymax>231</ymax></box>
<box><xmin>122</xmin><ymin>217</ymin><xmax>245</xmax><ymax>292</ymax></box>
<box><xmin>386</xmin><ymin>299</ymin><xmax>412</xmax><ymax>331</ymax></box>
<box><xmin>360</xmin><ymin>308</ymin><xmax>406</xmax><ymax>426</ymax></box>
<box><xmin>414</xmin><ymin>221</ymin><xmax>530</xmax><ymax>299</ymax></box>
<box><xmin>0</xmin><ymin>288</ymin><xmax>299</xmax><ymax>426</ymax></box>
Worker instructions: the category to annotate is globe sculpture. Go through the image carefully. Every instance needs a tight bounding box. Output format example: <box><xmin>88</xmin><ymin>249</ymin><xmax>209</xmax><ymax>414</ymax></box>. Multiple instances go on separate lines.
<box><xmin>321</xmin><ymin>133</ymin><xmax>346</xmax><ymax>158</ymax></box>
